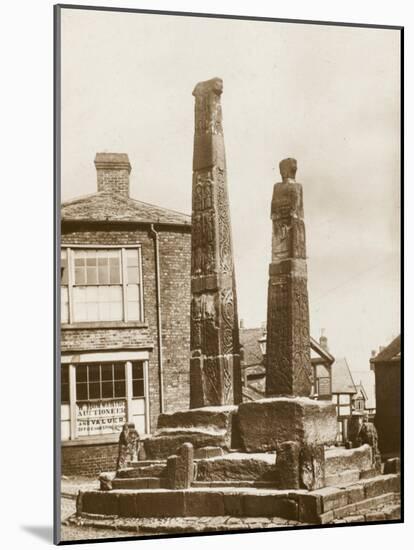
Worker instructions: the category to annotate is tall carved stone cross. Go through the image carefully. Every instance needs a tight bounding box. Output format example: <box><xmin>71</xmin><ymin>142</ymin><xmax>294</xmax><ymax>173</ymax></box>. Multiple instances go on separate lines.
<box><xmin>265</xmin><ymin>158</ymin><xmax>313</xmax><ymax>397</ymax></box>
<box><xmin>189</xmin><ymin>77</ymin><xmax>242</xmax><ymax>408</ymax></box>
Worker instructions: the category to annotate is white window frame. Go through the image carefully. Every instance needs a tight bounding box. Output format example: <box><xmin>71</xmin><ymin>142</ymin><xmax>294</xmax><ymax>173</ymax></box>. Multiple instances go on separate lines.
<box><xmin>62</xmin><ymin>350</ymin><xmax>150</xmax><ymax>440</ymax></box>
<box><xmin>61</xmin><ymin>245</ymin><xmax>144</xmax><ymax>324</ymax></box>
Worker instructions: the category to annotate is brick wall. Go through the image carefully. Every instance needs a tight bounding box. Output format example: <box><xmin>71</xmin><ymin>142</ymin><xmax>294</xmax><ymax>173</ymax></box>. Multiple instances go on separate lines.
<box><xmin>374</xmin><ymin>361</ymin><xmax>401</xmax><ymax>457</ymax></box>
<box><xmin>62</xmin><ymin>442</ymin><xmax>118</xmax><ymax>476</ymax></box>
<box><xmin>61</xmin><ymin>223</ymin><xmax>191</xmax><ymax>436</ymax></box>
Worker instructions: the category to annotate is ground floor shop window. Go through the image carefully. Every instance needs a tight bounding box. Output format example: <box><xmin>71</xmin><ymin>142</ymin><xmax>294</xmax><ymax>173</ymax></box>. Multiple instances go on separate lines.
<box><xmin>61</xmin><ymin>355</ymin><xmax>149</xmax><ymax>441</ymax></box>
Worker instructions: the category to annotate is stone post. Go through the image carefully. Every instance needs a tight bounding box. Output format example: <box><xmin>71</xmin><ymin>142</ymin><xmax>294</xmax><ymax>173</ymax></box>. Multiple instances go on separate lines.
<box><xmin>167</xmin><ymin>442</ymin><xmax>195</xmax><ymax>489</ymax></box>
<box><xmin>265</xmin><ymin>158</ymin><xmax>313</xmax><ymax>397</ymax></box>
<box><xmin>190</xmin><ymin>77</ymin><xmax>242</xmax><ymax>407</ymax></box>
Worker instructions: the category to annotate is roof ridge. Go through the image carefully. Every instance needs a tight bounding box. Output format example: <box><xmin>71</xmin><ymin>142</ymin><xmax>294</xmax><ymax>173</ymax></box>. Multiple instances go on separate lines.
<box><xmin>128</xmin><ymin>196</ymin><xmax>190</xmax><ymax>219</ymax></box>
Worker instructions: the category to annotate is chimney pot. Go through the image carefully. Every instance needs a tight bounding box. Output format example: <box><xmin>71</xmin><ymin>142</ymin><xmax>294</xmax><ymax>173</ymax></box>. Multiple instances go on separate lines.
<box><xmin>94</xmin><ymin>152</ymin><xmax>131</xmax><ymax>197</ymax></box>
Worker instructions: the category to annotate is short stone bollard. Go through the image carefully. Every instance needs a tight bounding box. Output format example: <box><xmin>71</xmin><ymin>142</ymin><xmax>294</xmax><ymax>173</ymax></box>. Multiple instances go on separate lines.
<box><xmin>384</xmin><ymin>457</ymin><xmax>400</xmax><ymax>474</ymax></box>
<box><xmin>99</xmin><ymin>472</ymin><xmax>114</xmax><ymax>491</ymax></box>
<box><xmin>274</xmin><ymin>441</ymin><xmax>300</xmax><ymax>489</ymax></box>
<box><xmin>358</xmin><ymin>420</ymin><xmax>381</xmax><ymax>472</ymax></box>
<box><xmin>300</xmin><ymin>444</ymin><xmax>325</xmax><ymax>491</ymax></box>
<box><xmin>116</xmin><ymin>422</ymin><xmax>140</xmax><ymax>471</ymax></box>
<box><xmin>167</xmin><ymin>442</ymin><xmax>194</xmax><ymax>489</ymax></box>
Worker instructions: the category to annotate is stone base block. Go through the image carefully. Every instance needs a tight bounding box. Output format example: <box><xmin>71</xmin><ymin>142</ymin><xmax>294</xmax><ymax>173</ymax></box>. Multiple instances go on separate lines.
<box><xmin>195</xmin><ymin>452</ymin><xmax>276</xmax><ymax>482</ymax></box>
<box><xmin>144</xmin><ymin>430</ymin><xmax>229</xmax><ymax>460</ymax></box>
<box><xmin>238</xmin><ymin>397</ymin><xmax>337</xmax><ymax>452</ymax></box>
<box><xmin>325</xmin><ymin>445</ymin><xmax>372</xmax><ymax>476</ymax></box>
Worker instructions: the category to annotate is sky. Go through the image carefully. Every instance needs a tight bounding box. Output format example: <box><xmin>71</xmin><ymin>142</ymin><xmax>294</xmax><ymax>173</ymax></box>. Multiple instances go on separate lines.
<box><xmin>60</xmin><ymin>8</ymin><xmax>401</xmax><ymax>375</ymax></box>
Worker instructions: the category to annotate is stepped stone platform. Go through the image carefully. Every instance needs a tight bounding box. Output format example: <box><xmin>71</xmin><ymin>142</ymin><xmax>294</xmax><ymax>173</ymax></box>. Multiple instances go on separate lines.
<box><xmin>78</xmin><ymin>473</ymin><xmax>400</xmax><ymax>524</ymax></box>
<box><xmin>99</xmin><ymin>444</ymin><xmax>376</xmax><ymax>491</ymax></box>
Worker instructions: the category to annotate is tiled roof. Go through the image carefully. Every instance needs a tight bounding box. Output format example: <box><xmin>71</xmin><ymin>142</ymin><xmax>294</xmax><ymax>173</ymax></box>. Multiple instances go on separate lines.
<box><xmin>61</xmin><ymin>192</ymin><xmax>191</xmax><ymax>226</ymax></box>
<box><xmin>371</xmin><ymin>335</ymin><xmax>401</xmax><ymax>364</ymax></box>
<box><xmin>331</xmin><ymin>358</ymin><xmax>357</xmax><ymax>394</ymax></box>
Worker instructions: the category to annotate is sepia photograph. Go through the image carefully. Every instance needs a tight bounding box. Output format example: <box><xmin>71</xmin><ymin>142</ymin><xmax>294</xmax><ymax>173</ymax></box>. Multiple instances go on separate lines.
<box><xmin>55</xmin><ymin>4</ymin><xmax>402</xmax><ymax>544</ymax></box>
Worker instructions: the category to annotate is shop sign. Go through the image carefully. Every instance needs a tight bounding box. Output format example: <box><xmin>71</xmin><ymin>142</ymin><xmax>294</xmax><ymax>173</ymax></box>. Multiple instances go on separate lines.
<box><xmin>76</xmin><ymin>399</ymin><xmax>126</xmax><ymax>436</ymax></box>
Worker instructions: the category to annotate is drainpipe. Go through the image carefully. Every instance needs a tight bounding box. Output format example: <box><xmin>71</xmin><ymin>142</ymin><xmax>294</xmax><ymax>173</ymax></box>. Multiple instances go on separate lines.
<box><xmin>150</xmin><ymin>224</ymin><xmax>165</xmax><ymax>414</ymax></box>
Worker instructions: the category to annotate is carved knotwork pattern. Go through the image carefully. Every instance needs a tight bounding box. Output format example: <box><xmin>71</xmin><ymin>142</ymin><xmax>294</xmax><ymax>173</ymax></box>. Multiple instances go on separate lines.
<box><xmin>223</xmin><ymin>361</ymin><xmax>232</xmax><ymax>402</ymax></box>
<box><xmin>220</xmin><ymin>288</ymin><xmax>234</xmax><ymax>355</ymax></box>
<box><xmin>204</xmin><ymin>358</ymin><xmax>221</xmax><ymax>404</ymax></box>
<box><xmin>216</xmin><ymin>168</ymin><xmax>233</xmax><ymax>274</ymax></box>
<box><xmin>192</xmin><ymin>171</ymin><xmax>216</xmax><ymax>276</ymax></box>
<box><xmin>190</xmin><ymin>293</ymin><xmax>219</xmax><ymax>357</ymax></box>
<box><xmin>292</xmin><ymin>277</ymin><xmax>312</xmax><ymax>392</ymax></box>
<box><xmin>266</xmin><ymin>276</ymin><xmax>291</xmax><ymax>394</ymax></box>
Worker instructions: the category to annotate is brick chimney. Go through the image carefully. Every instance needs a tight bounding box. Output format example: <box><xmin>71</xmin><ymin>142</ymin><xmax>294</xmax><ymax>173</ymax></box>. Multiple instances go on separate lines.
<box><xmin>319</xmin><ymin>329</ymin><xmax>329</xmax><ymax>352</ymax></box>
<box><xmin>94</xmin><ymin>153</ymin><xmax>131</xmax><ymax>197</ymax></box>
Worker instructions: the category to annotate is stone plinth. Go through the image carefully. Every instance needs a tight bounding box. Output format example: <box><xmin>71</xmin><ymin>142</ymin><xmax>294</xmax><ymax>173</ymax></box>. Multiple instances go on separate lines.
<box><xmin>144</xmin><ymin>405</ymin><xmax>238</xmax><ymax>459</ymax></box>
<box><xmin>238</xmin><ymin>397</ymin><xmax>337</xmax><ymax>452</ymax></box>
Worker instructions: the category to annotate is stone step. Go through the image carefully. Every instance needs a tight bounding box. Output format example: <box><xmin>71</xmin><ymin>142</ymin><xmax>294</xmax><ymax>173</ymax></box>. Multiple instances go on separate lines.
<box><xmin>298</xmin><ymin>473</ymin><xmax>401</xmax><ymax>523</ymax></box>
<box><xmin>192</xmin><ymin>481</ymin><xmax>278</xmax><ymax>489</ymax></box>
<box><xmin>195</xmin><ymin>452</ymin><xmax>276</xmax><ymax>482</ymax></box>
<box><xmin>324</xmin><ymin>445</ymin><xmax>373</xmax><ymax>476</ymax></box>
<box><xmin>111</xmin><ymin>477</ymin><xmax>164</xmax><ymax>490</ymax></box>
<box><xmin>128</xmin><ymin>460</ymin><xmax>166</xmax><ymax>467</ymax></box>
<box><xmin>117</xmin><ymin>464</ymin><xmax>167</xmax><ymax>479</ymax></box>
<box><xmin>79</xmin><ymin>473</ymin><xmax>400</xmax><ymax>523</ymax></box>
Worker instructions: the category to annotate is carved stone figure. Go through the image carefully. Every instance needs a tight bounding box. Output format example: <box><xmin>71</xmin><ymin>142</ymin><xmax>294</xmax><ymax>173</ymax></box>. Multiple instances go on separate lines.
<box><xmin>266</xmin><ymin>159</ymin><xmax>313</xmax><ymax>397</ymax></box>
<box><xmin>190</xmin><ymin>78</ymin><xmax>242</xmax><ymax>407</ymax></box>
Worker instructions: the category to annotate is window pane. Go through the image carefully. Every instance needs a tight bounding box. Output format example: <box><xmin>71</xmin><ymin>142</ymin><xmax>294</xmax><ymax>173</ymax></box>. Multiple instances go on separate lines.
<box><xmin>133</xmin><ymin>379</ymin><xmax>144</xmax><ymax>397</ymax></box>
<box><xmin>133</xmin><ymin>362</ymin><xmax>144</xmax><ymax>380</ymax></box>
<box><xmin>127</xmin><ymin>249</ymin><xmax>139</xmax><ymax>267</ymax></box>
<box><xmin>102</xmin><ymin>381</ymin><xmax>114</xmax><ymax>398</ymax></box>
<box><xmin>86</xmin><ymin>302</ymin><xmax>99</xmax><ymax>321</ymax></box>
<box><xmin>86</xmin><ymin>256</ymin><xmax>96</xmax><ymax>267</ymax></box>
<box><xmin>76</xmin><ymin>366</ymin><xmax>87</xmax><ymax>382</ymax></box>
<box><xmin>127</xmin><ymin>284</ymin><xmax>139</xmax><ymax>301</ymax></box>
<box><xmin>98</xmin><ymin>265</ymin><xmax>109</xmax><ymax>284</ymax></box>
<box><xmin>76</xmin><ymin>382</ymin><xmax>88</xmax><ymax>401</ymax></box>
<box><xmin>61</xmin><ymin>287</ymin><xmax>69</xmax><ymax>324</ymax></box>
<box><xmin>128</xmin><ymin>300</ymin><xmax>140</xmax><ymax>321</ymax></box>
<box><xmin>114</xmin><ymin>364</ymin><xmax>125</xmax><ymax>380</ymax></box>
<box><xmin>89</xmin><ymin>382</ymin><xmax>100</xmax><ymax>399</ymax></box>
<box><xmin>115</xmin><ymin>380</ymin><xmax>126</xmax><ymax>397</ymax></box>
<box><xmin>61</xmin><ymin>366</ymin><xmax>69</xmax><ymax>384</ymax></box>
<box><xmin>74</xmin><ymin>267</ymin><xmax>86</xmax><ymax>285</ymax></box>
<box><xmin>110</xmin><ymin>265</ymin><xmax>120</xmax><ymax>284</ymax></box>
<box><xmin>89</xmin><ymin>365</ymin><xmax>100</xmax><ymax>382</ymax></box>
<box><xmin>74</xmin><ymin>255</ymin><xmax>85</xmax><ymax>266</ymax></box>
<box><xmin>101</xmin><ymin>364</ymin><xmax>113</xmax><ymax>381</ymax></box>
<box><xmin>109</xmin><ymin>301</ymin><xmax>123</xmax><ymax>321</ymax></box>
<box><xmin>86</xmin><ymin>266</ymin><xmax>98</xmax><ymax>285</ymax></box>
<box><xmin>61</xmin><ymin>249</ymin><xmax>68</xmax><ymax>284</ymax></box>
<box><xmin>127</xmin><ymin>266</ymin><xmax>139</xmax><ymax>284</ymax></box>
<box><xmin>61</xmin><ymin>383</ymin><xmax>69</xmax><ymax>404</ymax></box>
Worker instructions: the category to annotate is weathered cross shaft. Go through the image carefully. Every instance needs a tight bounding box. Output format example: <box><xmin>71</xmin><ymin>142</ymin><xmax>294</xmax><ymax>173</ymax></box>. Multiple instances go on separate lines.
<box><xmin>265</xmin><ymin>158</ymin><xmax>313</xmax><ymax>396</ymax></box>
<box><xmin>189</xmin><ymin>78</ymin><xmax>242</xmax><ymax>408</ymax></box>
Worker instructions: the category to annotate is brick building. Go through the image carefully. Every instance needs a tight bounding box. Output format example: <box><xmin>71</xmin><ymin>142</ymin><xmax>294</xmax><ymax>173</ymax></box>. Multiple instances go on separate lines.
<box><xmin>370</xmin><ymin>335</ymin><xmax>401</xmax><ymax>458</ymax></box>
<box><xmin>60</xmin><ymin>153</ymin><xmax>191</xmax><ymax>475</ymax></box>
